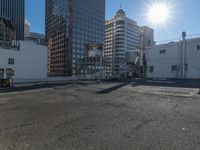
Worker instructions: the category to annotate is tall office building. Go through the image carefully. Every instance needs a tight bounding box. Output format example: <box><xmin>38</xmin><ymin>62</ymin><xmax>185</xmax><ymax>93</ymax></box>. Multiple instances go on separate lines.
<box><xmin>0</xmin><ymin>0</ymin><xmax>25</xmax><ymax>40</ymax></box>
<box><xmin>104</xmin><ymin>9</ymin><xmax>140</xmax><ymax>78</ymax></box>
<box><xmin>45</xmin><ymin>0</ymin><xmax>105</xmax><ymax>76</ymax></box>
<box><xmin>139</xmin><ymin>26</ymin><xmax>155</xmax><ymax>48</ymax></box>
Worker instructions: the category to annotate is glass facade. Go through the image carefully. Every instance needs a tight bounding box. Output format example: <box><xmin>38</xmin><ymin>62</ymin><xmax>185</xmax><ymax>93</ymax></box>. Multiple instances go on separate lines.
<box><xmin>46</xmin><ymin>0</ymin><xmax>105</xmax><ymax>76</ymax></box>
<box><xmin>0</xmin><ymin>0</ymin><xmax>25</xmax><ymax>40</ymax></box>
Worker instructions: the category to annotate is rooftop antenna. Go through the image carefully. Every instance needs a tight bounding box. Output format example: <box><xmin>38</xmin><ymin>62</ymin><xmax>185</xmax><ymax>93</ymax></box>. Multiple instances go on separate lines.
<box><xmin>120</xmin><ymin>4</ymin><xmax>122</xmax><ymax>9</ymax></box>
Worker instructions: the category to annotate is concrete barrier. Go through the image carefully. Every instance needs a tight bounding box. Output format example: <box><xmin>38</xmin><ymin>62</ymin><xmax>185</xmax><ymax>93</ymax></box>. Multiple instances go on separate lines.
<box><xmin>13</xmin><ymin>75</ymin><xmax>100</xmax><ymax>84</ymax></box>
<box><xmin>14</xmin><ymin>77</ymin><xmax>78</xmax><ymax>84</ymax></box>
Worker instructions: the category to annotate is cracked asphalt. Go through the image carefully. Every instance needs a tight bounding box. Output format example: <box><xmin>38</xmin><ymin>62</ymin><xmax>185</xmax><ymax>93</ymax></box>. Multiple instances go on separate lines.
<box><xmin>0</xmin><ymin>81</ymin><xmax>200</xmax><ymax>150</ymax></box>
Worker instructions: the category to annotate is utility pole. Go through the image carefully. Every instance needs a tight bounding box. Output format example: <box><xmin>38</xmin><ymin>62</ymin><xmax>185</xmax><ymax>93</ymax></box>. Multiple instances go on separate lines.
<box><xmin>100</xmin><ymin>56</ymin><xmax>103</xmax><ymax>81</ymax></box>
<box><xmin>140</xmin><ymin>32</ymin><xmax>145</xmax><ymax>78</ymax></box>
<box><xmin>182</xmin><ymin>31</ymin><xmax>186</xmax><ymax>79</ymax></box>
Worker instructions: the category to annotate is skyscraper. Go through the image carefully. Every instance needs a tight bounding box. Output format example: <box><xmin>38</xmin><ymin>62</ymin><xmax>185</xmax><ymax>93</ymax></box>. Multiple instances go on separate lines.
<box><xmin>45</xmin><ymin>0</ymin><xmax>105</xmax><ymax>76</ymax></box>
<box><xmin>104</xmin><ymin>9</ymin><xmax>141</xmax><ymax>78</ymax></box>
<box><xmin>0</xmin><ymin>0</ymin><xmax>24</xmax><ymax>40</ymax></box>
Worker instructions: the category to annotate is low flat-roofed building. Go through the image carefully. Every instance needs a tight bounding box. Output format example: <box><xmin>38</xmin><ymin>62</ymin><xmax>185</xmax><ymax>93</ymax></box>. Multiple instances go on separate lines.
<box><xmin>25</xmin><ymin>32</ymin><xmax>46</xmax><ymax>45</ymax></box>
<box><xmin>0</xmin><ymin>41</ymin><xmax>47</xmax><ymax>81</ymax></box>
<box><xmin>146</xmin><ymin>35</ymin><xmax>200</xmax><ymax>79</ymax></box>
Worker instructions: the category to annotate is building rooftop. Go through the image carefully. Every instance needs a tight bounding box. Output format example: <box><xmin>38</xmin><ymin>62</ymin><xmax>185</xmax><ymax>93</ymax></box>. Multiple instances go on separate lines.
<box><xmin>25</xmin><ymin>32</ymin><xmax>45</xmax><ymax>39</ymax></box>
<box><xmin>148</xmin><ymin>36</ymin><xmax>200</xmax><ymax>49</ymax></box>
<box><xmin>116</xmin><ymin>9</ymin><xmax>126</xmax><ymax>16</ymax></box>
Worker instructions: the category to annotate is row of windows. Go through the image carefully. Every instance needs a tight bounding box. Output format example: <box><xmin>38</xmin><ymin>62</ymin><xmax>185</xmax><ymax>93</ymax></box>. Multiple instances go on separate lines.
<box><xmin>105</xmin><ymin>23</ymin><xmax>114</xmax><ymax>29</ymax></box>
<box><xmin>159</xmin><ymin>45</ymin><xmax>200</xmax><ymax>54</ymax></box>
<box><xmin>116</xmin><ymin>20</ymin><xmax>125</xmax><ymax>25</ymax></box>
<box><xmin>160</xmin><ymin>49</ymin><xmax>166</xmax><ymax>54</ymax></box>
<box><xmin>149</xmin><ymin>64</ymin><xmax>189</xmax><ymax>72</ymax></box>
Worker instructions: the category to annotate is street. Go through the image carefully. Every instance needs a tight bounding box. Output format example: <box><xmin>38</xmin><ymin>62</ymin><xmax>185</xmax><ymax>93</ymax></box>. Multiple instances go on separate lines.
<box><xmin>0</xmin><ymin>81</ymin><xmax>200</xmax><ymax>150</ymax></box>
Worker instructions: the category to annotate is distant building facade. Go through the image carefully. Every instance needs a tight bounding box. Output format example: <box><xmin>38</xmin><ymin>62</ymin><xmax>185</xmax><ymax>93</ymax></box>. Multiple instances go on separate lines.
<box><xmin>24</xmin><ymin>19</ymin><xmax>46</xmax><ymax>45</ymax></box>
<box><xmin>138</xmin><ymin>26</ymin><xmax>155</xmax><ymax>77</ymax></box>
<box><xmin>104</xmin><ymin>9</ymin><xmax>140</xmax><ymax>78</ymax></box>
<box><xmin>0</xmin><ymin>17</ymin><xmax>16</xmax><ymax>48</ymax></box>
<box><xmin>24</xmin><ymin>19</ymin><xmax>30</xmax><ymax>35</ymax></box>
<box><xmin>0</xmin><ymin>0</ymin><xmax>25</xmax><ymax>40</ymax></box>
<box><xmin>45</xmin><ymin>0</ymin><xmax>105</xmax><ymax>76</ymax></box>
<box><xmin>146</xmin><ymin>34</ymin><xmax>200</xmax><ymax>79</ymax></box>
<box><xmin>140</xmin><ymin>26</ymin><xmax>155</xmax><ymax>48</ymax></box>
<box><xmin>25</xmin><ymin>32</ymin><xmax>46</xmax><ymax>45</ymax></box>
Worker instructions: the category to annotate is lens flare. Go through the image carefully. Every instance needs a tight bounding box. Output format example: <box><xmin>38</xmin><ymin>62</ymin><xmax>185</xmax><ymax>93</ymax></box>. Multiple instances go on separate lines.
<box><xmin>147</xmin><ymin>2</ymin><xmax>171</xmax><ymax>26</ymax></box>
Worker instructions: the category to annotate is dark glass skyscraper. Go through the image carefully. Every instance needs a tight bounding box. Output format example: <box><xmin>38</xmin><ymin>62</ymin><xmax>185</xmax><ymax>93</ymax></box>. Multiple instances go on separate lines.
<box><xmin>45</xmin><ymin>0</ymin><xmax>105</xmax><ymax>76</ymax></box>
<box><xmin>0</xmin><ymin>0</ymin><xmax>25</xmax><ymax>40</ymax></box>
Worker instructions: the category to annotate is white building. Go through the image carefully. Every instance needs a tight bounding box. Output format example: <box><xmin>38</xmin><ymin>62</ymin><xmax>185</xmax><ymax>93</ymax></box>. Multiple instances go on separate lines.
<box><xmin>146</xmin><ymin>33</ymin><xmax>200</xmax><ymax>79</ymax></box>
<box><xmin>104</xmin><ymin>9</ymin><xmax>141</xmax><ymax>78</ymax></box>
<box><xmin>0</xmin><ymin>41</ymin><xmax>47</xmax><ymax>81</ymax></box>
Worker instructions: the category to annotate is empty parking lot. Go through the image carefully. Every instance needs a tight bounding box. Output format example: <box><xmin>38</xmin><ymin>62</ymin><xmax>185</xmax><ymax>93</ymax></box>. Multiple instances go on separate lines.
<box><xmin>0</xmin><ymin>80</ymin><xmax>200</xmax><ymax>150</ymax></box>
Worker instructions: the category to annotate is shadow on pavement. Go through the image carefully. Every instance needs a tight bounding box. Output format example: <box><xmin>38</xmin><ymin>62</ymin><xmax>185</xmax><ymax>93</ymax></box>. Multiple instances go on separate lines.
<box><xmin>96</xmin><ymin>80</ymin><xmax>134</xmax><ymax>94</ymax></box>
<box><xmin>0</xmin><ymin>81</ymin><xmax>99</xmax><ymax>93</ymax></box>
<box><xmin>131</xmin><ymin>79</ymin><xmax>200</xmax><ymax>89</ymax></box>
<box><xmin>96</xmin><ymin>79</ymin><xmax>200</xmax><ymax>94</ymax></box>
<box><xmin>0</xmin><ymin>83</ymin><xmax>68</xmax><ymax>93</ymax></box>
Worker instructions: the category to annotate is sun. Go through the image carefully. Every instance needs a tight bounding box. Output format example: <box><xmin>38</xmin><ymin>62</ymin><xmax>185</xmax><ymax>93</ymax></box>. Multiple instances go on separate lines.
<box><xmin>147</xmin><ymin>2</ymin><xmax>171</xmax><ymax>25</ymax></box>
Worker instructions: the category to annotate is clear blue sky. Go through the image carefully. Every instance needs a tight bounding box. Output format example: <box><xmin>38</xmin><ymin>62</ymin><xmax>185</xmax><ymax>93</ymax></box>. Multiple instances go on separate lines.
<box><xmin>25</xmin><ymin>0</ymin><xmax>200</xmax><ymax>43</ymax></box>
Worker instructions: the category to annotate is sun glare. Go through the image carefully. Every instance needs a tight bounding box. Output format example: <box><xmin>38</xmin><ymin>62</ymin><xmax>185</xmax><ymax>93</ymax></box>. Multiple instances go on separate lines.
<box><xmin>147</xmin><ymin>2</ymin><xmax>171</xmax><ymax>25</ymax></box>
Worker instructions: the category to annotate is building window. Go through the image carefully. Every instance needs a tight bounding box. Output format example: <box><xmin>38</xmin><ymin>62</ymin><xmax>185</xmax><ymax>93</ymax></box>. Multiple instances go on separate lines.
<box><xmin>171</xmin><ymin>65</ymin><xmax>178</xmax><ymax>71</ymax></box>
<box><xmin>160</xmin><ymin>49</ymin><xmax>166</xmax><ymax>54</ymax></box>
<box><xmin>8</xmin><ymin>58</ymin><xmax>14</xmax><ymax>65</ymax></box>
<box><xmin>197</xmin><ymin>45</ymin><xmax>200</xmax><ymax>50</ymax></box>
<box><xmin>149</xmin><ymin>66</ymin><xmax>154</xmax><ymax>72</ymax></box>
<box><xmin>116</xmin><ymin>20</ymin><xmax>125</xmax><ymax>25</ymax></box>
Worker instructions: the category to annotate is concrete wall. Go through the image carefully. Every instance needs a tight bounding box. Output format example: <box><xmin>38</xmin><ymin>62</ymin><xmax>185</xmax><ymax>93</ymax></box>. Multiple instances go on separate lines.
<box><xmin>14</xmin><ymin>76</ymin><xmax>78</xmax><ymax>84</ymax></box>
<box><xmin>186</xmin><ymin>38</ymin><xmax>200</xmax><ymax>78</ymax></box>
<box><xmin>0</xmin><ymin>41</ymin><xmax>47</xmax><ymax>79</ymax></box>
<box><xmin>146</xmin><ymin>38</ymin><xmax>200</xmax><ymax>79</ymax></box>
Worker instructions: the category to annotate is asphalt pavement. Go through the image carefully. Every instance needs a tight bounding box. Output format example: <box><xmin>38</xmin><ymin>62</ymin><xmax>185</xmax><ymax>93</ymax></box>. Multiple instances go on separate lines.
<box><xmin>0</xmin><ymin>80</ymin><xmax>200</xmax><ymax>150</ymax></box>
